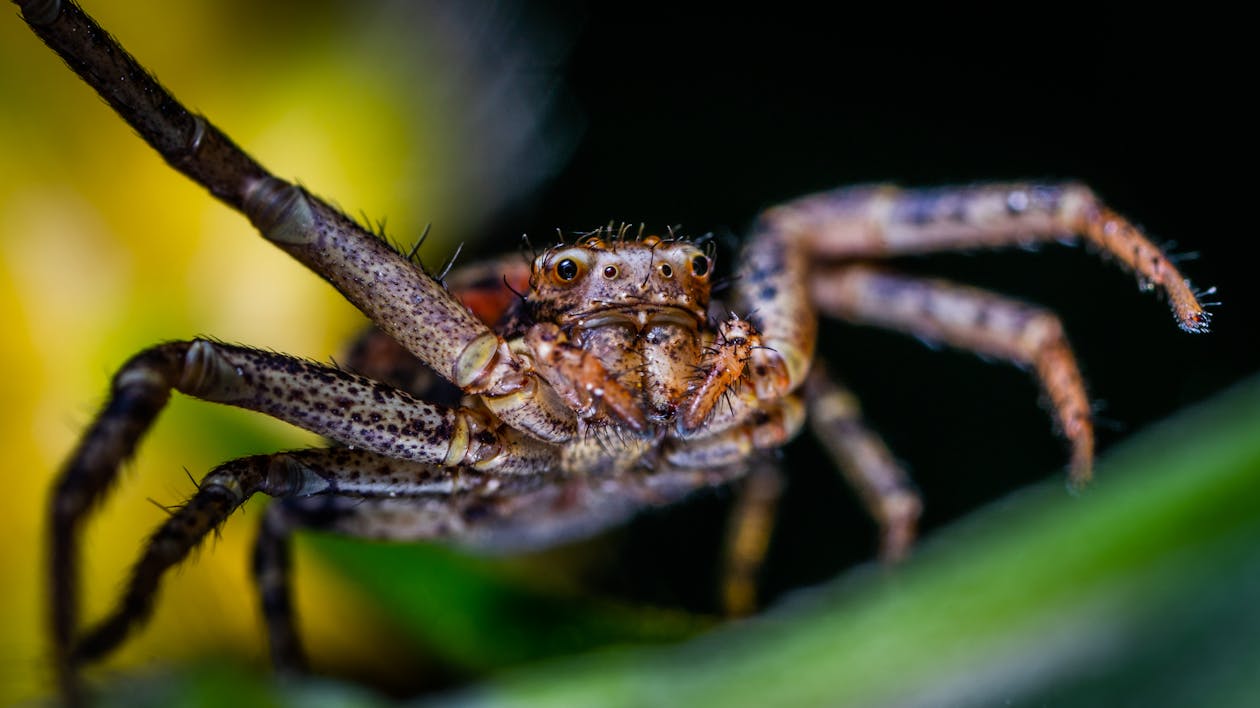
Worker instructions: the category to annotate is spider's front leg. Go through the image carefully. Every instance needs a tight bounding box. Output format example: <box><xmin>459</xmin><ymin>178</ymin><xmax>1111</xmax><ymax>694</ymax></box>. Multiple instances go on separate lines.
<box><xmin>734</xmin><ymin>181</ymin><xmax>1210</xmax><ymax>558</ymax></box>
<box><xmin>763</xmin><ymin>182</ymin><xmax>1213</xmax><ymax>332</ymax></box>
<box><xmin>742</xmin><ymin>181</ymin><xmax>1211</xmax><ymax>461</ymax></box>
<box><xmin>17</xmin><ymin>1</ymin><xmax>575</xmax><ymax>440</ymax></box>
<box><xmin>20</xmin><ymin>3</ymin><xmax>578</xmax><ymax>690</ymax></box>
<box><xmin>241</xmin><ymin>179</ymin><xmax>579</xmax><ymax>440</ymax></box>
<box><xmin>50</xmin><ymin>340</ymin><xmax>553</xmax><ymax>695</ymax></box>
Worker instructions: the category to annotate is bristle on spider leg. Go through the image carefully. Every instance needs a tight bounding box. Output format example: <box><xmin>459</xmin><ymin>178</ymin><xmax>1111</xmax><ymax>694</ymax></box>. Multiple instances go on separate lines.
<box><xmin>405</xmin><ymin>223</ymin><xmax>433</xmax><ymax>265</ymax></box>
<box><xmin>1193</xmin><ymin>285</ymin><xmax>1221</xmax><ymax>308</ymax></box>
<box><xmin>145</xmin><ymin>498</ymin><xmax>178</xmax><ymax>517</ymax></box>
<box><xmin>436</xmin><ymin>242</ymin><xmax>465</xmax><ymax>283</ymax></box>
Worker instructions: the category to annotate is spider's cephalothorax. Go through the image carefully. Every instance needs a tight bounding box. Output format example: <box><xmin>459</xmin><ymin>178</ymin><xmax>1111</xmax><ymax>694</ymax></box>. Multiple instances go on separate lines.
<box><xmin>20</xmin><ymin>2</ymin><xmax>1213</xmax><ymax>703</ymax></box>
<box><xmin>527</xmin><ymin>234</ymin><xmax>717</xmax><ymax>429</ymax></box>
<box><xmin>522</xmin><ymin>233</ymin><xmax>769</xmax><ymax>430</ymax></box>
<box><xmin>474</xmin><ymin>229</ymin><xmax>800</xmax><ymax>477</ymax></box>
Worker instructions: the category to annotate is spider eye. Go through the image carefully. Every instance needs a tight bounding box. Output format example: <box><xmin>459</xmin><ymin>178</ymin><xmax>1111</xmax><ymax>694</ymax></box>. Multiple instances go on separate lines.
<box><xmin>659</xmin><ymin>263</ymin><xmax>673</xmax><ymax>278</ymax></box>
<box><xmin>556</xmin><ymin>258</ymin><xmax>579</xmax><ymax>281</ymax></box>
<box><xmin>690</xmin><ymin>254</ymin><xmax>709</xmax><ymax>277</ymax></box>
<box><xmin>603</xmin><ymin>265</ymin><xmax>619</xmax><ymax>279</ymax></box>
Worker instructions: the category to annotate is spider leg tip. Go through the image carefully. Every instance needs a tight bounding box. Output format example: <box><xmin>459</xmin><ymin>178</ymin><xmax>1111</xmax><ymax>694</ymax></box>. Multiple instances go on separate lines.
<box><xmin>1065</xmin><ymin>470</ymin><xmax>1094</xmax><ymax>496</ymax></box>
<box><xmin>1178</xmin><ymin>310</ymin><xmax>1213</xmax><ymax>334</ymax></box>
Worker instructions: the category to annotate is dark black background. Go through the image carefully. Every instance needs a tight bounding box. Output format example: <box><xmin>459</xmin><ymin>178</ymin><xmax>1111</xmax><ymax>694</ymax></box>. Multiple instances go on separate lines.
<box><xmin>504</xmin><ymin>4</ymin><xmax>1255</xmax><ymax>611</ymax></box>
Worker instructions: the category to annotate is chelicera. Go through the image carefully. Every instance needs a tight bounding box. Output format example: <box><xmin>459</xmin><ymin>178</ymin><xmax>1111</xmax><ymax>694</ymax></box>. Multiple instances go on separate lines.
<box><xmin>18</xmin><ymin>1</ymin><xmax>1213</xmax><ymax>703</ymax></box>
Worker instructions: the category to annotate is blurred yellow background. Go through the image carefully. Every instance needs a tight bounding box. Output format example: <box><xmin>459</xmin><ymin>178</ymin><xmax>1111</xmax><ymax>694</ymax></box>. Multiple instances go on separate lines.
<box><xmin>0</xmin><ymin>2</ymin><xmax>478</xmax><ymax>701</ymax></box>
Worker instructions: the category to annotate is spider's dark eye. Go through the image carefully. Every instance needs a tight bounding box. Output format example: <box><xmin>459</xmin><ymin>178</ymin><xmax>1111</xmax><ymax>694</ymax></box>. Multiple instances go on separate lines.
<box><xmin>556</xmin><ymin>258</ymin><xmax>579</xmax><ymax>281</ymax></box>
<box><xmin>691</xmin><ymin>254</ymin><xmax>709</xmax><ymax>277</ymax></box>
<box><xmin>603</xmin><ymin>265</ymin><xmax>619</xmax><ymax>279</ymax></box>
<box><xmin>659</xmin><ymin>263</ymin><xmax>673</xmax><ymax>278</ymax></box>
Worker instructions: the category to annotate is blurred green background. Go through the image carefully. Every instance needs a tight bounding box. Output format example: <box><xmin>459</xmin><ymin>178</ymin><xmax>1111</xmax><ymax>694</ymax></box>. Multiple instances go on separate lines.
<box><xmin>1</xmin><ymin>1</ymin><xmax>1255</xmax><ymax>705</ymax></box>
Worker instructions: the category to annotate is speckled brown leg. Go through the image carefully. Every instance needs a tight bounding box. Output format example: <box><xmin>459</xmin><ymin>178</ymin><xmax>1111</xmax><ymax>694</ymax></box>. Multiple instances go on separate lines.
<box><xmin>49</xmin><ymin>340</ymin><xmax>553</xmax><ymax>687</ymax></box>
<box><xmin>811</xmin><ymin>265</ymin><xmax>1094</xmax><ymax>485</ymax></box>
<box><xmin>252</xmin><ymin>461</ymin><xmax>773</xmax><ymax>668</ymax></box>
<box><xmin>252</xmin><ymin>495</ymin><xmax>386</xmax><ymax>675</ymax></box>
<box><xmin>339</xmin><ymin>254</ymin><xmax>534</xmax><ymax>403</ymax></box>
<box><xmin>21</xmin><ymin>5</ymin><xmax>566</xmax><ymax>695</ymax></box>
<box><xmin>70</xmin><ymin>455</ymin><xmax>275</xmax><ymax>664</ymax></box>
<box><xmin>18</xmin><ymin>0</ymin><xmax>578</xmax><ymax>446</ymax></box>
<box><xmin>251</xmin><ymin>454</ymin><xmax>487</xmax><ymax>675</ymax></box>
<box><xmin>49</xmin><ymin>343</ymin><xmax>183</xmax><ymax>703</ymax></box>
<box><xmin>720</xmin><ymin>464</ymin><xmax>784</xmax><ymax>616</ymax></box>
<box><xmin>73</xmin><ymin>448</ymin><xmax>471</xmax><ymax>668</ymax></box>
<box><xmin>250</xmin><ymin>487</ymin><xmax>484</xmax><ymax>675</ymax></box>
<box><xmin>736</xmin><ymin>182</ymin><xmax>1211</xmax><ymax>409</ymax></box>
<box><xmin>805</xmin><ymin>367</ymin><xmax>921</xmax><ymax>561</ymax></box>
<box><xmin>734</xmin><ymin>220</ymin><xmax>818</xmax><ymax>398</ymax></box>
<box><xmin>759</xmin><ymin>182</ymin><xmax>1211</xmax><ymax>333</ymax></box>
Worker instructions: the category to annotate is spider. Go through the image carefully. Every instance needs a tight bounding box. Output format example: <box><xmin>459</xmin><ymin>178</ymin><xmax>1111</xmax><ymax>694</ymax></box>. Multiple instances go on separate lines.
<box><xmin>20</xmin><ymin>0</ymin><xmax>1213</xmax><ymax>703</ymax></box>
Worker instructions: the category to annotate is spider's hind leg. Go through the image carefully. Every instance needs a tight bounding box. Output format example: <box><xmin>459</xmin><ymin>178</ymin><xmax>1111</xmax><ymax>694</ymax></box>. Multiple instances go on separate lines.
<box><xmin>251</xmin><ymin>459</ymin><xmax>476</xmax><ymax>676</ymax></box>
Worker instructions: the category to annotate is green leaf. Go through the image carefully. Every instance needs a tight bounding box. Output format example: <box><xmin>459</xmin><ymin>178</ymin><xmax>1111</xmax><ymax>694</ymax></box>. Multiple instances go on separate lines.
<box><xmin>87</xmin><ymin>374</ymin><xmax>1260</xmax><ymax>706</ymax></box>
<box><xmin>306</xmin><ymin>537</ymin><xmax>710</xmax><ymax>671</ymax></box>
